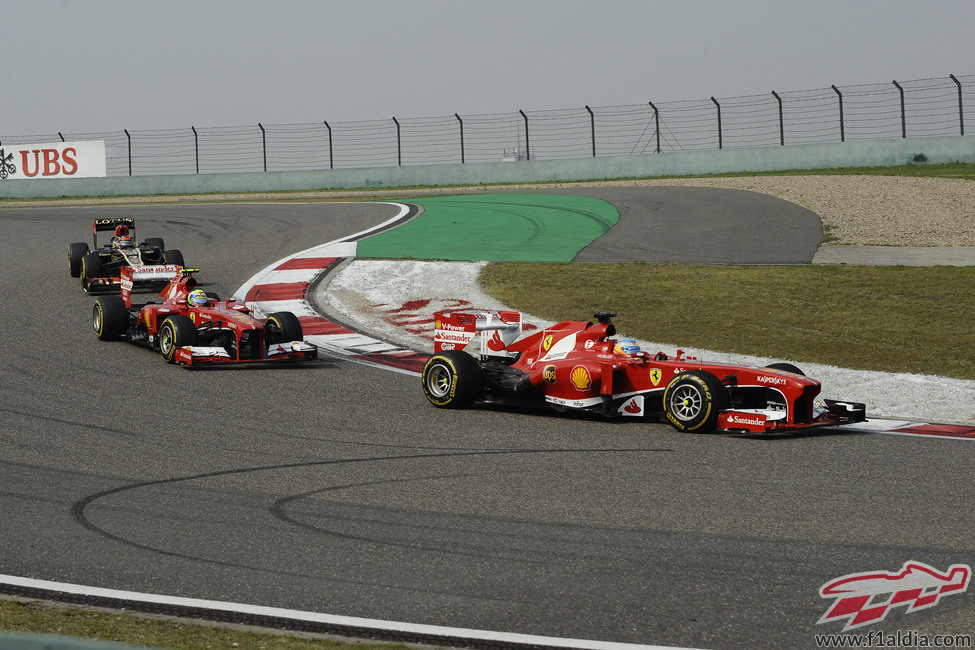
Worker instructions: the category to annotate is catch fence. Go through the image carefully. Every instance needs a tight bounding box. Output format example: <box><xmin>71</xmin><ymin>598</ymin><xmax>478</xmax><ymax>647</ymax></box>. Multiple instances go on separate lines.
<box><xmin>1</xmin><ymin>74</ymin><xmax>971</xmax><ymax>177</ymax></box>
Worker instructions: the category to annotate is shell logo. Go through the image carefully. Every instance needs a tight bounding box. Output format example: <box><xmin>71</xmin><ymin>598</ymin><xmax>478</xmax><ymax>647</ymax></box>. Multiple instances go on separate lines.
<box><xmin>434</xmin><ymin>320</ymin><xmax>441</xmax><ymax>329</ymax></box>
<box><xmin>542</xmin><ymin>335</ymin><xmax>554</xmax><ymax>352</ymax></box>
<box><xmin>570</xmin><ymin>365</ymin><xmax>591</xmax><ymax>391</ymax></box>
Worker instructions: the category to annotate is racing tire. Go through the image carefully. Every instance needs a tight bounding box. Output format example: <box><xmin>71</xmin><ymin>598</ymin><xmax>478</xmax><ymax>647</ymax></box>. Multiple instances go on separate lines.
<box><xmin>765</xmin><ymin>362</ymin><xmax>805</xmax><ymax>376</ymax></box>
<box><xmin>68</xmin><ymin>242</ymin><xmax>90</xmax><ymax>277</ymax></box>
<box><xmin>143</xmin><ymin>237</ymin><xmax>165</xmax><ymax>252</ymax></box>
<box><xmin>92</xmin><ymin>296</ymin><xmax>128</xmax><ymax>341</ymax></box>
<box><xmin>159</xmin><ymin>315</ymin><xmax>197</xmax><ymax>364</ymax></box>
<box><xmin>422</xmin><ymin>351</ymin><xmax>482</xmax><ymax>408</ymax></box>
<box><xmin>264</xmin><ymin>311</ymin><xmax>303</xmax><ymax>345</ymax></box>
<box><xmin>163</xmin><ymin>249</ymin><xmax>185</xmax><ymax>267</ymax></box>
<box><xmin>80</xmin><ymin>252</ymin><xmax>103</xmax><ymax>291</ymax></box>
<box><xmin>663</xmin><ymin>370</ymin><xmax>729</xmax><ymax>433</ymax></box>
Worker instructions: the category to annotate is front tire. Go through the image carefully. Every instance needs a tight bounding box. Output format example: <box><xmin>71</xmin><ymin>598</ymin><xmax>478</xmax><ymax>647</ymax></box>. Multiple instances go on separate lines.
<box><xmin>92</xmin><ymin>296</ymin><xmax>127</xmax><ymax>340</ymax></box>
<box><xmin>163</xmin><ymin>249</ymin><xmax>185</xmax><ymax>267</ymax></box>
<box><xmin>265</xmin><ymin>311</ymin><xmax>303</xmax><ymax>345</ymax></box>
<box><xmin>765</xmin><ymin>362</ymin><xmax>805</xmax><ymax>376</ymax></box>
<box><xmin>159</xmin><ymin>315</ymin><xmax>197</xmax><ymax>363</ymax></box>
<box><xmin>143</xmin><ymin>237</ymin><xmax>165</xmax><ymax>252</ymax></box>
<box><xmin>663</xmin><ymin>370</ymin><xmax>729</xmax><ymax>433</ymax></box>
<box><xmin>80</xmin><ymin>253</ymin><xmax>103</xmax><ymax>291</ymax></box>
<box><xmin>422</xmin><ymin>351</ymin><xmax>482</xmax><ymax>408</ymax></box>
<box><xmin>68</xmin><ymin>242</ymin><xmax>90</xmax><ymax>277</ymax></box>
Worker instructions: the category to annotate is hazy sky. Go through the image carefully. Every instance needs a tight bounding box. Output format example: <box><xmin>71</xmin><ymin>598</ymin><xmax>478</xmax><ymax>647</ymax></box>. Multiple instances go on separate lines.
<box><xmin>2</xmin><ymin>0</ymin><xmax>972</xmax><ymax>136</ymax></box>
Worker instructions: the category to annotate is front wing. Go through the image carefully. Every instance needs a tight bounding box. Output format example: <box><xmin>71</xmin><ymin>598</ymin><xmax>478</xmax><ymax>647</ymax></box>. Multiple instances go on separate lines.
<box><xmin>172</xmin><ymin>341</ymin><xmax>318</xmax><ymax>366</ymax></box>
<box><xmin>717</xmin><ymin>399</ymin><xmax>867</xmax><ymax>434</ymax></box>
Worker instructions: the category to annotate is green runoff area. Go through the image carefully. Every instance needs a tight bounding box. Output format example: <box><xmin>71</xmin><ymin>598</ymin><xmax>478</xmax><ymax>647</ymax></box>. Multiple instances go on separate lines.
<box><xmin>356</xmin><ymin>193</ymin><xmax>619</xmax><ymax>261</ymax></box>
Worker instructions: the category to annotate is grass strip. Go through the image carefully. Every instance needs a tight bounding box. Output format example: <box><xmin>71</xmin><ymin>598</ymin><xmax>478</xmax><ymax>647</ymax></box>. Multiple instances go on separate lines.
<box><xmin>0</xmin><ymin>598</ymin><xmax>413</xmax><ymax>650</ymax></box>
<box><xmin>479</xmin><ymin>263</ymin><xmax>975</xmax><ymax>380</ymax></box>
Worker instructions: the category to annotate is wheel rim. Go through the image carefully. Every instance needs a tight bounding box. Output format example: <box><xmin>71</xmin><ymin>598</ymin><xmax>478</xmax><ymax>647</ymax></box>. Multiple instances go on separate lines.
<box><xmin>160</xmin><ymin>325</ymin><xmax>174</xmax><ymax>355</ymax></box>
<box><xmin>426</xmin><ymin>363</ymin><xmax>453</xmax><ymax>398</ymax></box>
<box><xmin>92</xmin><ymin>305</ymin><xmax>102</xmax><ymax>334</ymax></box>
<box><xmin>670</xmin><ymin>384</ymin><xmax>704</xmax><ymax>421</ymax></box>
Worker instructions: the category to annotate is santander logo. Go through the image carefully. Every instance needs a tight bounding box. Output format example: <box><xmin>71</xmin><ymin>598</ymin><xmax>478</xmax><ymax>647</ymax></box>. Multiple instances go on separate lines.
<box><xmin>728</xmin><ymin>414</ymin><xmax>764</xmax><ymax>427</ymax></box>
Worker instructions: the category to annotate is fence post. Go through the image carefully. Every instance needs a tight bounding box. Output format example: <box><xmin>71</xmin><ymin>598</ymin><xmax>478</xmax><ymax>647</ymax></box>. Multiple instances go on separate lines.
<box><xmin>585</xmin><ymin>105</ymin><xmax>596</xmax><ymax>157</ymax></box>
<box><xmin>892</xmin><ymin>80</ymin><xmax>906</xmax><ymax>138</ymax></box>
<box><xmin>519</xmin><ymin>110</ymin><xmax>530</xmax><ymax>160</ymax></box>
<box><xmin>124</xmin><ymin>129</ymin><xmax>132</xmax><ymax>176</ymax></box>
<box><xmin>323</xmin><ymin>121</ymin><xmax>333</xmax><ymax>169</ymax></box>
<box><xmin>711</xmin><ymin>96</ymin><xmax>722</xmax><ymax>149</ymax></box>
<box><xmin>392</xmin><ymin>117</ymin><xmax>401</xmax><ymax>166</ymax></box>
<box><xmin>771</xmin><ymin>91</ymin><xmax>784</xmax><ymax>145</ymax></box>
<box><xmin>258</xmin><ymin>123</ymin><xmax>267</xmax><ymax>171</ymax></box>
<box><xmin>648</xmin><ymin>101</ymin><xmax>660</xmax><ymax>153</ymax></box>
<box><xmin>949</xmin><ymin>74</ymin><xmax>965</xmax><ymax>135</ymax></box>
<box><xmin>191</xmin><ymin>126</ymin><xmax>199</xmax><ymax>173</ymax></box>
<box><xmin>455</xmin><ymin>113</ymin><xmax>465</xmax><ymax>163</ymax></box>
<box><xmin>58</xmin><ymin>132</ymin><xmax>65</xmax><ymax>142</ymax></box>
<box><xmin>831</xmin><ymin>85</ymin><xmax>845</xmax><ymax>142</ymax></box>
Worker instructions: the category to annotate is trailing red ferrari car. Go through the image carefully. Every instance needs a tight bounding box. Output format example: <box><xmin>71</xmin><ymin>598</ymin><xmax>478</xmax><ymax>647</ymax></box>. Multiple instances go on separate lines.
<box><xmin>68</xmin><ymin>217</ymin><xmax>186</xmax><ymax>293</ymax></box>
<box><xmin>90</xmin><ymin>266</ymin><xmax>317</xmax><ymax>366</ymax></box>
<box><xmin>421</xmin><ymin>310</ymin><xmax>865</xmax><ymax>434</ymax></box>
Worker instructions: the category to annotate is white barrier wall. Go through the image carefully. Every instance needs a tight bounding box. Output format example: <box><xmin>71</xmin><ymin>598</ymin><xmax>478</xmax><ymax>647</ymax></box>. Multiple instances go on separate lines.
<box><xmin>0</xmin><ymin>136</ymin><xmax>972</xmax><ymax>199</ymax></box>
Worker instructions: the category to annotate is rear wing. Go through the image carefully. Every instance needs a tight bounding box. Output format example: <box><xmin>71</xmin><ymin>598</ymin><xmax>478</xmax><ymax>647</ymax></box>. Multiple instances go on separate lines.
<box><xmin>433</xmin><ymin>309</ymin><xmax>522</xmax><ymax>358</ymax></box>
<box><xmin>120</xmin><ymin>264</ymin><xmax>182</xmax><ymax>306</ymax></box>
<box><xmin>92</xmin><ymin>217</ymin><xmax>135</xmax><ymax>247</ymax></box>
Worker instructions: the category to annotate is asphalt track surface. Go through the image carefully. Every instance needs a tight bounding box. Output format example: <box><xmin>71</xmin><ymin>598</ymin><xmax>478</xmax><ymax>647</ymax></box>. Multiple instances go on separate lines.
<box><xmin>0</xmin><ymin>193</ymin><xmax>972</xmax><ymax>649</ymax></box>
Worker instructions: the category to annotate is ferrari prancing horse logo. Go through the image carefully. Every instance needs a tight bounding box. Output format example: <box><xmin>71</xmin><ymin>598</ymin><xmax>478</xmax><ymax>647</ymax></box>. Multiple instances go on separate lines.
<box><xmin>649</xmin><ymin>368</ymin><xmax>662</xmax><ymax>386</ymax></box>
<box><xmin>542</xmin><ymin>335</ymin><xmax>554</xmax><ymax>352</ymax></box>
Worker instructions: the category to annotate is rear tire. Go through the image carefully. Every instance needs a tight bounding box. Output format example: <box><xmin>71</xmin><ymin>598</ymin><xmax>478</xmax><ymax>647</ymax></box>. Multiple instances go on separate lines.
<box><xmin>159</xmin><ymin>315</ymin><xmax>197</xmax><ymax>363</ymax></box>
<box><xmin>80</xmin><ymin>253</ymin><xmax>103</xmax><ymax>291</ymax></box>
<box><xmin>422</xmin><ymin>351</ymin><xmax>482</xmax><ymax>408</ymax></box>
<box><xmin>663</xmin><ymin>370</ymin><xmax>729</xmax><ymax>433</ymax></box>
<box><xmin>765</xmin><ymin>362</ymin><xmax>805</xmax><ymax>376</ymax></box>
<box><xmin>265</xmin><ymin>311</ymin><xmax>303</xmax><ymax>345</ymax></box>
<box><xmin>163</xmin><ymin>249</ymin><xmax>185</xmax><ymax>266</ymax></box>
<box><xmin>92</xmin><ymin>296</ymin><xmax>127</xmax><ymax>340</ymax></box>
<box><xmin>68</xmin><ymin>242</ymin><xmax>89</xmax><ymax>277</ymax></box>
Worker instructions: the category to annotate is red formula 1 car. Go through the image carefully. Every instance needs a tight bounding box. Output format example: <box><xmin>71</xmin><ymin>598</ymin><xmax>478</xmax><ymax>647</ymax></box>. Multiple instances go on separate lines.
<box><xmin>90</xmin><ymin>266</ymin><xmax>317</xmax><ymax>367</ymax></box>
<box><xmin>421</xmin><ymin>311</ymin><xmax>865</xmax><ymax>434</ymax></box>
<box><xmin>68</xmin><ymin>217</ymin><xmax>186</xmax><ymax>293</ymax></box>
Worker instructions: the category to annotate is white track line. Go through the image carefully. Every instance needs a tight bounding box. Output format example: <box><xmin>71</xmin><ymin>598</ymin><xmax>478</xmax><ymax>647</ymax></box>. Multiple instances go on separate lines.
<box><xmin>0</xmin><ymin>574</ymin><xmax>689</xmax><ymax>650</ymax></box>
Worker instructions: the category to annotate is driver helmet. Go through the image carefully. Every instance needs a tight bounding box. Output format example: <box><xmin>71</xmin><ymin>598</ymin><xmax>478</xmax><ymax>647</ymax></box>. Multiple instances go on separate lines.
<box><xmin>117</xmin><ymin>236</ymin><xmax>134</xmax><ymax>248</ymax></box>
<box><xmin>187</xmin><ymin>289</ymin><xmax>208</xmax><ymax>307</ymax></box>
<box><xmin>114</xmin><ymin>225</ymin><xmax>130</xmax><ymax>237</ymax></box>
<box><xmin>613</xmin><ymin>338</ymin><xmax>641</xmax><ymax>357</ymax></box>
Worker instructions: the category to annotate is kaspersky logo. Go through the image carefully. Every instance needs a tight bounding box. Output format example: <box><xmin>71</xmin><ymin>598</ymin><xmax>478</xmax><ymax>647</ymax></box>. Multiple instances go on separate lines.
<box><xmin>818</xmin><ymin>561</ymin><xmax>970</xmax><ymax>631</ymax></box>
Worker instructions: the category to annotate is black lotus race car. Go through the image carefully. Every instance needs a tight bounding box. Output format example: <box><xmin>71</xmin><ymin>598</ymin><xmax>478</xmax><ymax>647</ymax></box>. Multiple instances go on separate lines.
<box><xmin>68</xmin><ymin>218</ymin><xmax>186</xmax><ymax>293</ymax></box>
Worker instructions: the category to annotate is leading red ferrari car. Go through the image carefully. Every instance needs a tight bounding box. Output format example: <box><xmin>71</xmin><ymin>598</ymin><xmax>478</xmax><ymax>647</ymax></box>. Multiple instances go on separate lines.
<box><xmin>90</xmin><ymin>266</ymin><xmax>317</xmax><ymax>366</ymax></box>
<box><xmin>421</xmin><ymin>310</ymin><xmax>865</xmax><ymax>434</ymax></box>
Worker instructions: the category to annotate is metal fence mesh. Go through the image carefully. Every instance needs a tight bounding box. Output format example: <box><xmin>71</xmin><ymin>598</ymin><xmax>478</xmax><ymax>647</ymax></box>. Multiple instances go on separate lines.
<box><xmin>2</xmin><ymin>74</ymin><xmax>970</xmax><ymax>176</ymax></box>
